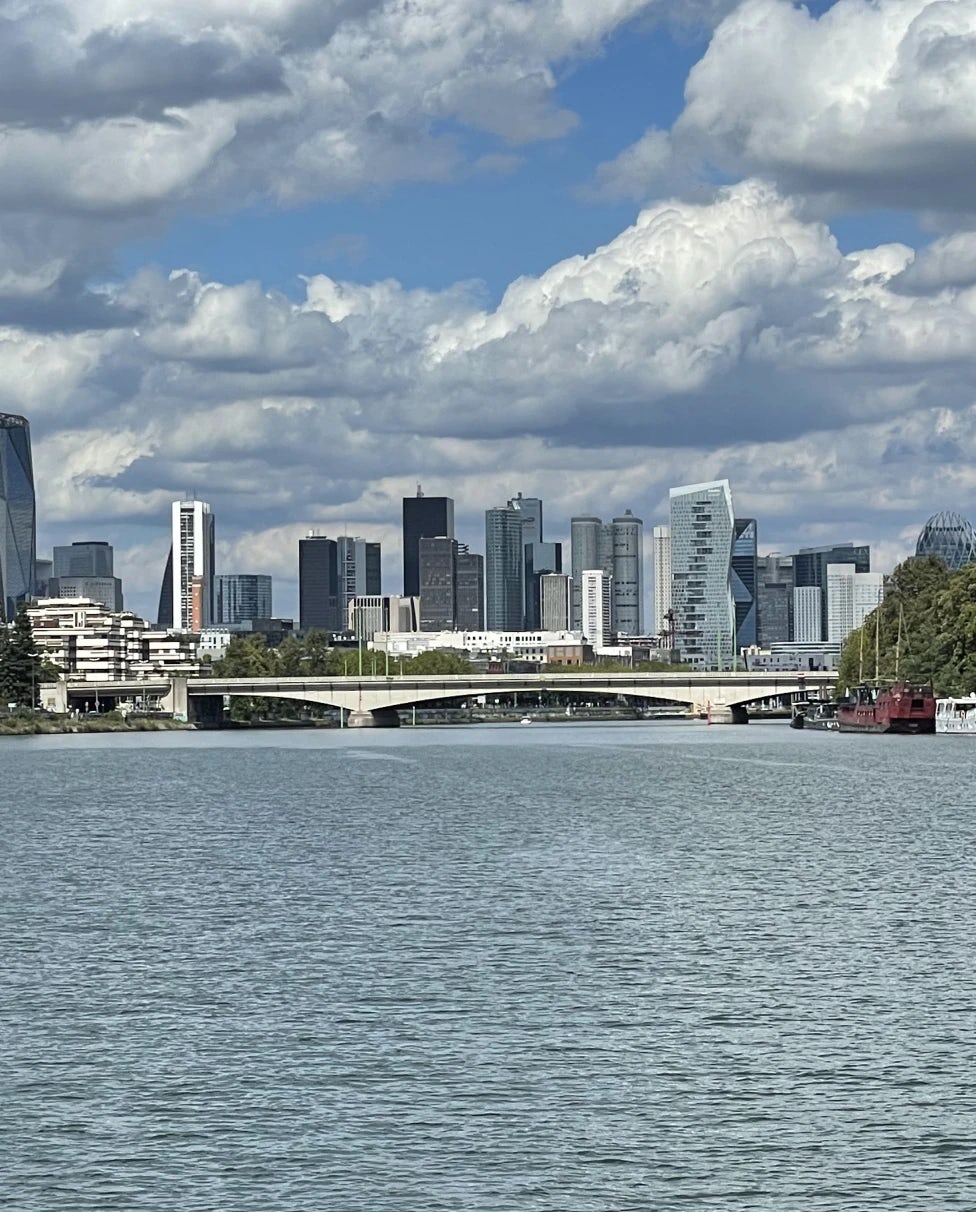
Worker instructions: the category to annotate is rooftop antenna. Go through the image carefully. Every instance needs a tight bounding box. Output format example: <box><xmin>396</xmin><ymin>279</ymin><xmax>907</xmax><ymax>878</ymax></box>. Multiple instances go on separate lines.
<box><xmin>416</xmin><ymin>483</ymin><xmax>424</xmax><ymax>498</ymax></box>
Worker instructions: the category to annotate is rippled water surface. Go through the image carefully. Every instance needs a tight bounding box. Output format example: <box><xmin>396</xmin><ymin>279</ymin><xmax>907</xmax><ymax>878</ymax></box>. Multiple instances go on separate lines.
<box><xmin>3</xmin><ymin>723</ymin><xmax>976</xmax><ymax>1209</ymax></box>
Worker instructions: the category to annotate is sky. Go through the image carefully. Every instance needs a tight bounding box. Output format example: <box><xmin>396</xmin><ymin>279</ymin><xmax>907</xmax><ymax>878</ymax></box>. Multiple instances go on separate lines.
<box><xmin>7</xmin><ymin>0</ymin><xmax>976</xmax><ymax>622</ymax></box>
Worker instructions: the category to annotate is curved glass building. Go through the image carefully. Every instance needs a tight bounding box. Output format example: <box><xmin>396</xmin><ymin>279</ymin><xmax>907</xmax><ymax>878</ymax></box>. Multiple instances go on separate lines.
<box><xmin>0</xmin><ymin>413</ymin><xmax>36</xmax><ymax>621</ymax></box>
<box><xmin>915</xmin><ymin>510</ymin><xmax>976</xmax><ymax>570</ymax></box>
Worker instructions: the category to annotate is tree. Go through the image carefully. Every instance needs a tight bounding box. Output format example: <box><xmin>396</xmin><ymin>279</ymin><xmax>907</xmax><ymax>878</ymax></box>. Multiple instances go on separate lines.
<box><xmin>0</xmin><ymin>606</ymin><xmax>43</xmax><ymax>707</ymax></box>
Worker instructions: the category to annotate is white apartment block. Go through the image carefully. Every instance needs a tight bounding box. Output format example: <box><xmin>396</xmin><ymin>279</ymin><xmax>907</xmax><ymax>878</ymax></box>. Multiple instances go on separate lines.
<box><xmin>793</xmin><ymin>586</ymin><xmax>822</xmax><ymax>643</ymax></box>
<box><xmin>827</xmin><ymin>563</ymin><xmax>885</xmax><ymax>644</ymax></box>
<box><xmin>581</xmin><ymin>569</ymin><xmax>613</xmax><ymax>647</ymax></box>
<box><xmin>371</xmin><ymin>629</ymin><xmax>581</xmax><ymax>662</ymax></box>
<box><xmin>28</xmin><ymin>598</ymin><xmax>202</xmax><ymax>681</ymax></box>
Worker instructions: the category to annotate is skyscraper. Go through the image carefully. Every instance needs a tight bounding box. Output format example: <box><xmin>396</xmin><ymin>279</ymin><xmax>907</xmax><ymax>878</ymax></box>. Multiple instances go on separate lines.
<box><xmin>51</xmin><ymin>541</ymin><xmax>123</xmax><ymax>610</ymax></box>
<box><xmin>485</xmin><ymin>505</ymin><xmax>525</xmax><ymax>630</ymax></box>
<box><xmin>0</xmin><ymin>413</ymin><xmax>36</xmax><ymax>621</ymax></box>
<box><xmin>509</xmin><ymin>492</ymin><xmax>561</xmax><ymax>629</ymax></box>
<box><xmin>570</xmin><ymin>516</ymin><xmax>611</xmax><ymax>629</ymax></box>
<box><xmin>337</xmin><ymin>536</ymin><xmax>381</xmax><ymax>621</ymax></box>
<box><xmin>652</xmin><ymin>525</ymin><xmax>671</xmax><ymax>638</ymax></box>
<box><xmin>581</xmin><ymin>569</ymin><xmax>613</xmax><ymax>646</ymax></box>
<box><xmin>540</xmin><ymin>573</ymin><xmax>573</xmax><ymax>631</ymax></box>
<box><xmin>794</xmin><ymin>543</ymin><xmax>870</xmax><ymax>642</ymax></box>
<box><xmin>402</xmin><ymin>488</ymin><xmax>454</xmax><ymax>597</ymax></box>
<box><xmin>611</xmin><ymin>511</ymin><xmax>643</xmax><ymax>635</ymax></box>
<box><xmin>216</xmin><ymin>574</ymin><xmax>273</xmax><ymax>624</ymax></box>
<box><xmin>419</xmin><ymin>536</ymin><xmax>458</xmax><ymax>631</ymax></box>
<box><xmin>756</xmin><ymin>554</ymin><xmax>793</xmax><ymax>646</ymax></box>
<box><xmin>669</xmin><ymin>480</ymin><xmax>735</xmax><ymax>669</ymax></box>
<box><xmin>299</xmin><ymin>534</ymin><xmax>340</xmax><ymax>632</ymax></box>
<box><xmin>455</xmin><ymin>546</ymin><xmax>484</xmax><ymax>630</ymax></box>
<box><xmin>826</xmin><ymin>564</ymin><xmax>884</xmax><ymax>644</ymax></box>
<box><xmin>793</xmin><ymin>586</ymin><xmax>822</xmax><ymax>643</ymax></box>
<box><xmin>171</xmin><ymin>500</ymin><xmax>215</xmax><ymax>631</ymax></box>
<box><xmin>731</xmin><ymin>518</ymin><xmax>758</xmax><ymax>652</ymax></box>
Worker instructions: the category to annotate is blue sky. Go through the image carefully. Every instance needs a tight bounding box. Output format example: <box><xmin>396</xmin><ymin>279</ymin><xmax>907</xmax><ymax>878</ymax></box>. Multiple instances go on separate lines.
<box><xmin>3</xmin><ymin>0</ymin><xmax>976</xmax><ymax>621</ymax></box>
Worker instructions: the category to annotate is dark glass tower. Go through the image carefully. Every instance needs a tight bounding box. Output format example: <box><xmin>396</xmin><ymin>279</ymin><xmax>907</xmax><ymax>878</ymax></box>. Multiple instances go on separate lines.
<box><xmin>299</xmin><ymin>535</ymin><xmax>340</xmax><ymax>632</ymax></box>
<box><xmin>402</xmin><ymin>488</ymin><xmax>454</xmax><ymax>597</ymax></box>
<box><xmin>731</xmin><ymin>518</ymin><xmax>758</xmax><ymax>651</ymax></box>
<box><xmin>485</xmin><ymin>505</ymin><xmax>525</xmax><ymax>630</ymax></box>
<box><xmin>0</xmin><ymin>413</ymin><xmax>36</xmax><ymax>621</ymax></box>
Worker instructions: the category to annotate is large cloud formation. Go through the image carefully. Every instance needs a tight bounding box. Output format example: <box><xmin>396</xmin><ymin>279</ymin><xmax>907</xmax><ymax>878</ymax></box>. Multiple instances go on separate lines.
<box><xmin>3</xmin><ymin>0</ymin><xmax>975</xmax><ymax>615</ymax></box>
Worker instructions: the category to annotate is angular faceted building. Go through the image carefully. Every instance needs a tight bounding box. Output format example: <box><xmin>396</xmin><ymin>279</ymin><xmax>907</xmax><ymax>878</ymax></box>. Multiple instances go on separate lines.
<box><xmin>915</xmin><ymin>511</ymin><xmax>976</xmax><ymax>570</ymax></box>
<box><xmin>731</xmin><ymin>518</ymin><xmax>758</xmax><ymax>652</ymax></box>
<box><xmin>669</xmin><ymin>480</ymin><xmax>735</xmax><ymax>669</ymax></box>
<box><xmin>0</xmin><ymin>414</ymin><xmax>36</xmax><ymax>621</ymax></box>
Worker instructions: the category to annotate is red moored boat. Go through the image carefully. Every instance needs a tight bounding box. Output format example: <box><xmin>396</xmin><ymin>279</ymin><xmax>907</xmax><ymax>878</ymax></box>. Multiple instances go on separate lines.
<box><xmin>836</xmin><ymin>682</ymin><xmax>936</xmax><ymax>734</ymax></box>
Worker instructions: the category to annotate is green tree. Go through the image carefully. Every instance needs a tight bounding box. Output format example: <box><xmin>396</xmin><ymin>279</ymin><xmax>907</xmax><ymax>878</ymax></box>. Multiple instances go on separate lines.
<box><xmin>0</xmin><ymin>606</ymin><xmax>43</xmax><ymax>707</ymax></box>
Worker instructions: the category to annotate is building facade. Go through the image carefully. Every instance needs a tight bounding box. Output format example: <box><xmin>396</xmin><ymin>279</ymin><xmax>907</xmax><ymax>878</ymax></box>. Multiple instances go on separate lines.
<box><xmin>793</xmin><ymin>586</ymin><xmax>822</xmax><ymax>643</ymax></box>
<box><xmin>611</xmin><ymin>511</ymin><xmax>644</xmax><ymax>636</ymax></box>
<box><xmin>732</xmin><ymin>518</ymin><xmax>758</xmax><ymax>652</ymax></box>
<box><xmin>298</xmin><ymin>534</ymin><xmax>340</xmax><ymax>632</ymax></box>
<box><xmin>915</xmin><ymin>511</ymin><xmax>976</xmax><ymax>570</ymax></box>
<box><xmin>50</xmin><ymin>541</ymin><xmax>122</xmax><ymax>610</ymax></box>
<box><xmin>0</xmin><ymin>413</ymin><xmax>36</xmax><ymax>621</ymax></box>
<box><xmin>756</xmin><ymin>554</ymin><xmax>793</xmax><ymax>646</ymax></box>
<box><xmin>402</xmin><ymin>489</ymin><xmax>454</xmax><ymax>597</ymax></box>
<box><xmin>485</xmin><ymin>505</ymin><xmax>525</xmax><ymax>630</ymax></box>
<box><xmin>826</xmin><ymin>564</ymin><xmax>884</xmax><ymax>644</ymax></box>
<box><xmin>581</xmin><ymin>568</ymin><xmax>613</xmax><ymax>646</ymax></box>
<box><xmin>349</xmin><ymin>595</ymin><xmax>421</xmax><ymax>640</ymax></box>
<box><xmin>794</xmin><ymin>543</ymin><xmax>870</xmax><ymax>642</ymax></box>
<box><xmin>652</xmin><ymin>525</ymin><xmax>672</xmax><ymax>638</ymax></box>
<box><xmin>540</xmin><ymin>573</ymin><xmax>572</xmax><ymax>631</ymax></box>
<box><xmin>172</xmin><ymin>500</ymin><xmax>215</xmax><ymax>631</ymax></box>
<box><xmin>48</xmin><ymin>576</ymin><xmax>123</xmax><ymax>612</ymax></box>
<box><xmin>419</xmin><ymin>536</ymin><xmax>458</xmax><ymax>631</ymax></box>
<box><xmin>669</xmin><ymin>480</ymin><xmax>735</xmax><ymax>669</ymax></box>
<box><xmin>455</xmin><ymin>546</ymin><xmax>485</xmax><ymax>630</ymax></box>
<box><xmin>216</xmin><ymin>574</ymin><xmax>273</xmax><ymax>624</ymax></box>
<box><xmin>337</xmin><ymin>536</ymin><xmax>382</xmax><ymax>620</ymax></box>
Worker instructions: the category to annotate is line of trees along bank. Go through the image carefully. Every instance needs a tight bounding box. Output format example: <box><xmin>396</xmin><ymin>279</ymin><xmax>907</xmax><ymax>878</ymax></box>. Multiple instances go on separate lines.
<box><xmin>837</xmin><ymin>556</ymin><xmax>976</xmax><ymax>696</ymax></box>
<box><xmin>0</xmin><ymin>605</ymin><xmax>47</xmax><ymax>708</ymax></box>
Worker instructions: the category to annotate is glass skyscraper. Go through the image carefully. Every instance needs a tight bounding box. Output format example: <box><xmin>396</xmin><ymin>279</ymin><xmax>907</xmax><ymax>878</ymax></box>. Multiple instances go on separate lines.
<box><xmin>669</xmin><ymin>480</ymin><xmax>735</xmax><ymax>669</ymax></box>
<box><xmin>485</xmin><ymin>505</ymin><xmax>525</xmax><ymax>630</ymax></box>
<box><xmin>402</xmin><ymin>488</ymin><xmax>454</xmax><ymax>597</ymax></box>
<box><xmin>216</xmin><ymin>574</ymin><xmax>273</xmax><ymax>624</ymax></box>
<box><xmin>731</xmin><ymin>518</ymin><xmax>758</xmax><ymax>652</ymax></box>
<box><xmin>915</xmin><ymin>511</ymin><xmax>976</xmax><ymax>570</ymax></box>
<box><xmin>0</xmin><ymin>413</ymin><xmax>36</xmax><ymax>621</ymax></box>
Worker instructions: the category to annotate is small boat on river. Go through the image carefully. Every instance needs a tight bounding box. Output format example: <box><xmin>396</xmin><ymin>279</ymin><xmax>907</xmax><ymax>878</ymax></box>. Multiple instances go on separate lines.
<box><xmin>936</xmin><ymin>695</ymin><xmax>976</xmax><ymax>734</ymax></box>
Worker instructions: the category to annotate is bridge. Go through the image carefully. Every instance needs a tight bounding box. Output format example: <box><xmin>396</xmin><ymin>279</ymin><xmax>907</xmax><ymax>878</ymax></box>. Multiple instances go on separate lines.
<box><xmin>44</xmin><ymin>670</ymin><xmax>837</xmax><ymax>726</ymax></box>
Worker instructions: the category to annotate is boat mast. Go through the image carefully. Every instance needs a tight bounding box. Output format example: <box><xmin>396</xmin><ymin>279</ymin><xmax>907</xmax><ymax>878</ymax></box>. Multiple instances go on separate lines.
<box><xmin>895</xmin><ymin>605</ymin><xmax>903</xmax><ymax>681</ymax></box>
<box><xmin>858</xmin><ymin>621</ymin><xmax>865</xmax><ymax>684</ymax></box>
<box><xmin>874</xmin><ymin>607</ymin><xmax>880</xmax><ymax>683</ymax></box>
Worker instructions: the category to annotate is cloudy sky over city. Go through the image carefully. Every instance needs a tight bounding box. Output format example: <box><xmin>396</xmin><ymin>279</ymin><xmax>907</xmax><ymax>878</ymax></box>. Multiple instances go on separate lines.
<box><xmin>5</xmin><ymin>0</ymin><xmax>976</xmax><ymax>618</ymax></box>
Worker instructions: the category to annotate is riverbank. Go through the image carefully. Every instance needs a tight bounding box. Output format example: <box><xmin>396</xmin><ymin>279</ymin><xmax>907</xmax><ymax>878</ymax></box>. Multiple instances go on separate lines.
<box><xmin>0</xmin><ymin>714</ymin><xmax>193</xmax><ymax>736</ymax></box>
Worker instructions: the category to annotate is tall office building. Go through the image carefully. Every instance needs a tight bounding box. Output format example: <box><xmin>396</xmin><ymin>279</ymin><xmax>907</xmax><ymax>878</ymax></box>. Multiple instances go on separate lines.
<box><xmin>171</xmin><ymin>500</ymin><xmax>215</xmax><ymax>631</ymax></box>
<box><xmin>455</xmin><ymin>546</ymin><xmax>484</xmax><ymax>630</ymax></box>
<box><xmin>53</xmin><ymin>541</ymin><xmax>114</xmax><ymax>578</ymax></box>
<box><xmin>419</xmin><ymin>536</ymin><xmax>458</xmax><ymax>631</ymax></box>
<box><xmin>731</xmin><ymin>518</ymin><xmax>758</xmax><ymax>652</ymax></box>
<box><xmin>337</xmin><ymin>536</ymin><xmax>381</xmax><ymax>621</ymax></box>
<box><xmin>581</xmin><ymin>569</ymin><xmax>613</xmax><ymax>646</ymax></box>
<box><xmin>571</xmin><ymin>511</ymin><xmax>643</xmax><ymax>636</ymax></box>
<box><xmin>506</xmin><ymin>492</ymin><xmax>561</xmax><ymax>629</ymax></box>
<box><xmin>299</xmin><ymin>534</ymin><xmax>340</xmax><ymax>632</ymax></box>
<box><xmin>485</xmin><ymin>505</ymin><xmax>525</xmax><ymax>630</ymax></box>
<box><xmin>756</xmin><ymin>554</ymin><xmax>793</xmax><ymax>646</ymax></box>
<box><xmin>51</xmin><ymin>541</ymin><xmax>122</xmax><ymax>610</ymax></box>
<box><xmin>669</xmin><ymin>480</ymin><xmax>735</xmax><ymax>669</ymax></box>
<box><xmin>157</xmin><ymin>547</ymin><xmax>174</xmax><ymax>628</ymax></box>
<box><xmin>540</xmin><ymin>573</ymin><xmax>573</xmax><ymax>631</ymax></box>
<box><xmin>0</xmin><ymin>413</ymin><xmax>36</xmax><ymax>621</ymax></box>
<box><xmin>402</xmin><ymin>488</ymin><xmax>454</xmax><ymax>597</ymax></box>
<box><xmin>216</xmin><ymin>574</ymin><xmax>273</xmax><ymax>624</ymax></box>
<box><xmin>33</xmin><ymin>558</ymin><xmax>52</xmax><ymax>598</ymax></box>
<box><xmin>652</xmin><ymin>525</ymin><xmax>672</xmax><ymax>638</ymax></box>
<box><xmin>794</xmin><ymin>543</ymin><xmax>870</xmax><ymax>642</ymax></box>
<box><xmin>826</xmin><ymin>564</ymin><xmax>884</xmax><ymax>644</ymax></box>
<box><xmin>793</xmin><ymin>586</ymin><xmax>822</xmax><ymax>643</ymax></box>
<box><xmin>611</xmin><ymin>511</ymin><xmax>643</xmax><ymax>635</ymax></box>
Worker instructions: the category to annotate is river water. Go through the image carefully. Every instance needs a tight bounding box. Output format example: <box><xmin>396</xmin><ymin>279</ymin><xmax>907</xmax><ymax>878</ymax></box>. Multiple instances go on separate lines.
<box><xmin>2</xmin><ymin>722</ymin><xmax>975</xmax><ymax>1210</ymax></box>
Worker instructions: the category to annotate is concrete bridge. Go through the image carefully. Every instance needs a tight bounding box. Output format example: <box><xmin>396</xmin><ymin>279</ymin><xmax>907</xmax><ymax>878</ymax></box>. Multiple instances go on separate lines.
<box><xmin>46</xmin><ymin>670</ymin><xmax>837</xmax><ymax>726</ymax></box>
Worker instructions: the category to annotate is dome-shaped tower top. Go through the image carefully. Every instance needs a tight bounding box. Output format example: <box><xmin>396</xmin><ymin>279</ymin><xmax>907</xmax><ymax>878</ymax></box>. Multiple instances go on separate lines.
<box><xmin>915</xmin><ymin>510</ymin><xmax>976</xmax><ymax>570</ymax></box>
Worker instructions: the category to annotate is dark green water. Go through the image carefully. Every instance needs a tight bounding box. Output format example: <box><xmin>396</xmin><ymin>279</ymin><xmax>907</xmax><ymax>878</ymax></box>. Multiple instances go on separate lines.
<box><xmin>3</xmin><ymin>723</ymin><xmax>975</xmax><ymax>1209</ymax></box>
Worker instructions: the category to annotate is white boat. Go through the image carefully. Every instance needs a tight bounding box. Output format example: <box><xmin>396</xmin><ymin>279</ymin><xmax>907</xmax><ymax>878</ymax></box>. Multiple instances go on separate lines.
<box><xmin>519</xmin><ymin>716</ymin><xmax>533</xmax><ymax>725</ymax></box>
<box><xmin>936</xmin><ymin>695</ymin><xmax>976</xmax><ymax>734</ymax></box>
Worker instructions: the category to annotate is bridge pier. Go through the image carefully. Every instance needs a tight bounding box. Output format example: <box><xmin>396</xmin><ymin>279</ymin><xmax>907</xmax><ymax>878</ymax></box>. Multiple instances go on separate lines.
<box><xmin>346</xmin><ymin>707</ymin><xmax>401</xmax><ymax>728</ymax></box>
<box><xmin>707</xmin><ymin>703</ymin><xmax>749</xmax><ymax>725</ymax></box>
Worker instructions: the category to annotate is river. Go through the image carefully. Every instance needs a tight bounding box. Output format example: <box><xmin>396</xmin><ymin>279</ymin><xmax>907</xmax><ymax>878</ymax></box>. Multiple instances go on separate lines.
<box><xmin>2</xmin><ymin>722</ymin><xmax>975</xmax><ymax>1209</ymax></box>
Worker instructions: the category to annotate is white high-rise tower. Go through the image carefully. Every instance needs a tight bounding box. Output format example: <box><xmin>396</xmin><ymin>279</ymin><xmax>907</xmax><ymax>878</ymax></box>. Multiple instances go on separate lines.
<box><xmin>171</xmin><ymin>500</ymin><xmax>215</xmax><ymax>631</ymax></box>
<box><xmin>669</xmin><ymin>481</ymin><xmax>735</xmax><ymax>669</ymax></box>
<box><xmin>652</xmin><ymin>525</ymin><xmax>671</xmax><ymax>638</ymax></box>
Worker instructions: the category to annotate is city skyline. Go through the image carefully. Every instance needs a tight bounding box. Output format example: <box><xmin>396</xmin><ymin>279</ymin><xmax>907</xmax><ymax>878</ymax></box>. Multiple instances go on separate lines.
<box><xmin>6</xmin><ymin>2</ymin><xmax>972</xmax><ymax>625</ymax></box>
